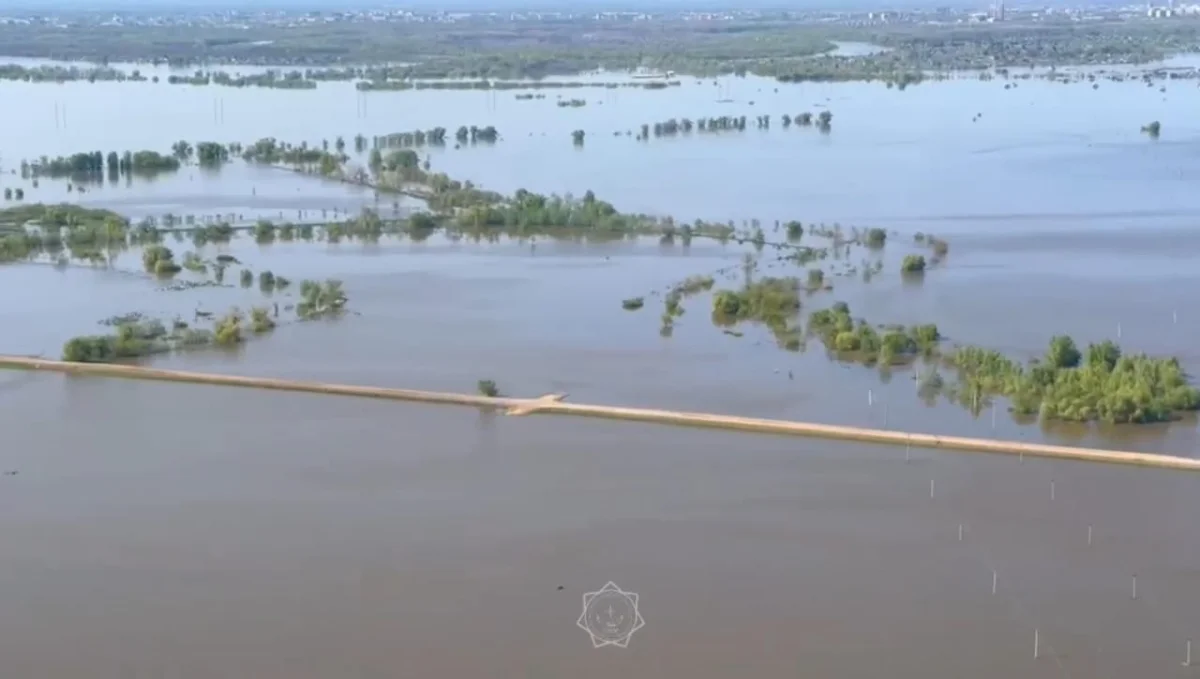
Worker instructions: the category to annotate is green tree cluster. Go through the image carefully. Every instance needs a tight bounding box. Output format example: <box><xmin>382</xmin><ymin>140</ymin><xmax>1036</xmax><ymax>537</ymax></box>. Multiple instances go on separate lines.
<box><xmin>0</xmin><ymin>205</ymin><xmax>128</xmax><ymax>263</ymax></box>
<box><xmin>901</xmin><ymin>254</ymin><xmax>926</xmax><ymax>274</ymax></box>
<box><xmin>62</xmin><ymin>319</ymin><xmax>170</xmax><ymax>362</ymax></box>
<box><xmin>454</xmin><ymin>125</ymin><xmax>500</xmax><ymax>144</ymax></box>
<box><xmin>711</xmin><ymin>277</ymin><xmax>803</xmax><ymax>350</ymax></box>
<box><xmin>951</xmin><ymin>337</ymin><xmax>1200</xmax><ymax>424</ymax></box>
<box><xmin>864</xmin><ymin>228</ymin><xmax>887</xmax><ymax>248</ymax></box>
<box><xmin>297</xmin><ymin>279</ymin><xmax>347</xmax><ymax>318</ymax></box>
<box><xmin>249</xmin><ymin>307</ymin><xmax>276</xmax><ymax>333</ymax></box>
<box><xmin>196</xmin><ymin>142</ymin><xmax>231</xmax><ymax>166</ymax></box>
<box><xmin>785</xmin><ymin>221</ymin><xmax>804</xmax><ymax>241</ymax></box>
<box><xmin>808</xmin><ymin>302</ymin><xmax>939</xmax><ymax>365</ymax></box>
<box><xmin>141</xmin><ymin>244</ymin><xmax>181</xmax><ymax>275</ymax></box>
<box><xmin>213</xmin><ymin>313</ymin><xmax>243</xmax><ymax>346</ymax></box>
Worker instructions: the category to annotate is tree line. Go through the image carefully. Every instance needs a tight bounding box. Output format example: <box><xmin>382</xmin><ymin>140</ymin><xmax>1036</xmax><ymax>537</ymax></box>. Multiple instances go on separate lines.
<box><xmin>20</xmin><ymin>150</ymin><xmax>180</xmax><ymax>180</ymax></box>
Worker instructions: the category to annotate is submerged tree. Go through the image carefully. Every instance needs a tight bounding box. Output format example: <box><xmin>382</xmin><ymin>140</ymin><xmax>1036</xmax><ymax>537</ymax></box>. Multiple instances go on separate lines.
<box><xmin>864</xmin><ymin>227</ymin><xmax>886</xmax><ymax>248</ymax></box>
<box><xmin>900</xmin><ymin>255</ymin><xmax>926</xmax><ymax>274</ymax></box>
<box><xmin>817</xmin><ymin>110</ymin><xmax>833</xmax><ymax>133</ymax></box>
<box><xmin>297</xmin><ymin>279</ymin><xmax>347</xmax><ymax>318</ymax></box>
<box><xmin>142</xmin><ymin>244</ymin><xmax>180</xmax><ymax>275</ymax></box>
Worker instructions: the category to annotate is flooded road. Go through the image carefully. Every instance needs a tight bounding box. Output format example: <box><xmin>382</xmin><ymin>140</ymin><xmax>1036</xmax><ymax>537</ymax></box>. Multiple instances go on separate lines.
<box><xmin>0</xmin><ymin>376</ymin><xmax>1198</xmax><ymax>678</ymax></box>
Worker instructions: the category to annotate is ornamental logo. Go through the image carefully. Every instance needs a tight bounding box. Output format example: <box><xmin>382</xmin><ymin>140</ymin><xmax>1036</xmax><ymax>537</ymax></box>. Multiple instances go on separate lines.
<box><xmin>576</xmin><ymin>581</ymin><xmax>646</xmax><ymax>648</ymax></box>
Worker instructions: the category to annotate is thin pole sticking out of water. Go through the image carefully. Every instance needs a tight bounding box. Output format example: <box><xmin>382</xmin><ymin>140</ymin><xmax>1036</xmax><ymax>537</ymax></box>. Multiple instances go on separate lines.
<box><xmin>1050</xmin><ymin>480</ymin><xmax>1056</xmax><ymax>501</ymax></box>
<box><xmin>958</xmin><ymin>523</ymin><xmax>964</xmax><ymax>541</ymax></box>
<box><xmin>905</xmin><ymin>441</ymin><xmax>911</xmax><ymax>463</ymax></box>
<box><xmin>1185</xmin><ymin>640</ymin><xmax>1192</xmax><ymax>667</ymax></box>
<box><xmin>930</xmin><ymin>479</ymin><xmax>935</xmax><ymax>499</ymax></box>
<box><xmin>1034</xmin><ymin>629</ymin><xmax>1040</xmax><ymax>659</ymax></box>
<box><xmin>1174</xmin><ymin>310</ymin><xmax>1178</xmax><ymax>325</ymax></box>
<box><xmin>1118</xmin><ymin>323</ymin><xmax>1123</xmax><ymax>339</ymax></box>
<box><xmin>1132</xmin><ymin>574</ymin><xmax>1138</xmax><ymax>600</ymax></box>
<box><xmin>868</xmin><ymin>389</ymin><xmax>874</xmax><ymax>407</ymax></box>
<box><xmin>992</xmin><ymin>570</ymin><xmax>998</xmax><ymax>595</ymax></box>
<box><xmin>1088</xmin><ymin>525</ymin><xmax>1093</xmax><ymax>546</ymax></box>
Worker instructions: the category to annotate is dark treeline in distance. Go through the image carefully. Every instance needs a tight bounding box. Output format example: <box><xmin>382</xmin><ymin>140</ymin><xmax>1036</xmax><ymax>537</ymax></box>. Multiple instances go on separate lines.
<box><xmin>0</xmin><ymin>63</ymin><xmax>151</xmax><ymax>83</ymax></box>
<box><xmin>240</xmin><ymin>138</ymin><xmax>340</xmax><ymax>166</ymax></box>
<box><xmin>21</xmin><ymin>150</ymin><xmax>180</xmax><ymax>180</ymax></box>
<box><xmin>630</xmin><ymin>111</ymin><xmax>831</xmax><ymax>140</ymax></box>
<box><xmin>355</xmin><ymin>79</ymin><xmax>679</xmax><ymax>92</ymax></box>
<box><xmin>0</xmin><ymin>61</ymin><xmax>684</xmax><ymax>90</ymax></box>
<box><xmin>370</xmin><ymin>125</ymin><xmax>499</xmax><ymax>151</ymax></box>
<box><xmin>172</xmin><ymin>141</ymin><xmax>232</xmax><ymax>167</ymax></box>
<box><xmin>12</xmin><ymin>125</ymin><xmax>503</xmax><ymax>192</ymax></box>
<box><xmin>165</xmin><ymin>69</ymin><xmax>317</xmax><ymax>89</ymax></box>
<box><xmin>2</xmin><ymin>16</ymin><xmax>1197</xmax><ymax>86</ymax></box>
<box><xmin>0</xmin><ymin>18</ymin><xmax>832</xmax><ymax>76</ymax></box>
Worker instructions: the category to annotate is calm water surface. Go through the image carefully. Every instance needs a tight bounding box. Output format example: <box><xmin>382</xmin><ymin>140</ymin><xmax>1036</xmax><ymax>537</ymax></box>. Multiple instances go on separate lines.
<box><xmin>0</xmin><ymin>378</ymin><xmax>1199</xmax><ymax>678</ymax></box>
<box><xmin>0</xmin><ymin>63</ymin><xmax>1199</xmax><ymax>677</ymax></box>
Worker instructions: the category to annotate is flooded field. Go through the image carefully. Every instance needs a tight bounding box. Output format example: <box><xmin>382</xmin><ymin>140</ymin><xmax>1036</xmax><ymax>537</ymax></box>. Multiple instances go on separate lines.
<box><xmin>1</xmin><ymin>57</ymin><xmax>1200</xmax><ymax>677</ymax></box>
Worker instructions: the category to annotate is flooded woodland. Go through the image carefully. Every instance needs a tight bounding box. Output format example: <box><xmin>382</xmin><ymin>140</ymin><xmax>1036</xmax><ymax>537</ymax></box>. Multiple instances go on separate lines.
<box><xmin>3</xmin><ymin>54</ymin><xmax>1200</xmax><ymax>678</ymax></box>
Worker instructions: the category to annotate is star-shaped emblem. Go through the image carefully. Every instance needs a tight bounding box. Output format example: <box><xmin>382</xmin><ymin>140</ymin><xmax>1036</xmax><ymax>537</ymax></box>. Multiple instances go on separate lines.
<box><xmin>576</xmin><ymin>581</ymin><xmax>645</xmax><ymax>648</ymax></box>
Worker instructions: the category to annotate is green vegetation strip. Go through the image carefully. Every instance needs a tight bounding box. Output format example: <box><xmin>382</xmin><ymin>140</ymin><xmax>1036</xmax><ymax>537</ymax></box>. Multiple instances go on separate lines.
<box><xmin>0</xmin><ymin>357</ymin><xmax>1196</xmax><ymax>472</ymax></box>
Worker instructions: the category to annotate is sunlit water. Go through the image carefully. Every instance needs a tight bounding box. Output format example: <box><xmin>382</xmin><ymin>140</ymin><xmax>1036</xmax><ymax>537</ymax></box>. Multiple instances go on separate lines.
<box><xmin>1</xmin><ymin>61</ymin><xmax>1199</xmax><ymax>678</ymax></box>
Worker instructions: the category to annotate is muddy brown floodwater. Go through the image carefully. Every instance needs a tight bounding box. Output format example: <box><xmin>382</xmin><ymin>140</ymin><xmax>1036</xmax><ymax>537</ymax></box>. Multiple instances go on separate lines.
<box><xmin>0</xmin><ymin>374</ymin><xmax>1198</xmax><ymax>678</ymax></box>
<box><xmin>3</xmin><ymin>58</ymin><xmax>1200</xmax><ymax>678</ymax></box>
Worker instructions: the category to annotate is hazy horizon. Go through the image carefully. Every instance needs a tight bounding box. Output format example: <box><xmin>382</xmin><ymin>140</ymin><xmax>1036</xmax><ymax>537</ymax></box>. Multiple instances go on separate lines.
<box><xmin>0</xmin><ymin>0</ymin><xmax>1119</xmax><ymax>15</ymax></box>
